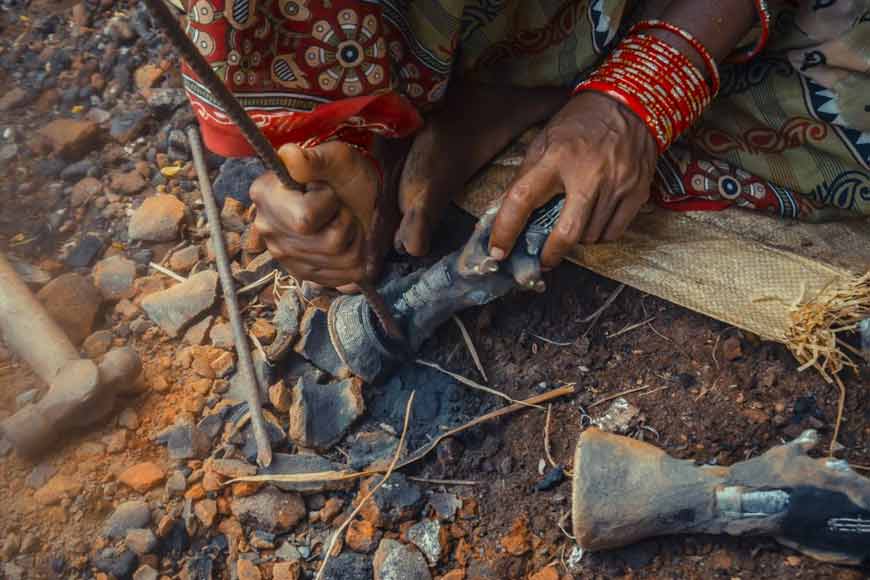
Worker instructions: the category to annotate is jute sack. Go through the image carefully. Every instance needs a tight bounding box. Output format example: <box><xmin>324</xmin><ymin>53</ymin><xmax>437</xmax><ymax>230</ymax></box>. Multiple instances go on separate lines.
<box><xmin>455</xmin><ymin>135</ymin><xmax>870</xmax><ymax>381</ymax></box>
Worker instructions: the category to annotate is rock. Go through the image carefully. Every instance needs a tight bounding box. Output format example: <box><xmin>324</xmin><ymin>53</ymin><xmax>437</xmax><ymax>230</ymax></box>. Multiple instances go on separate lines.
<box><xmin>118</xmin><ymin>408</ymin><xmax>140</xmax><ymax>430</ymax></box>
<box><xmin>210</xmin><ymin>350</ymin><xmax>235</xmax><ymax>377</ymax></box>
<box><xmin>94</xmin><ymin>255</ymin><xmax>137</xmax><ymax>301</ymax></box>
<box><xmin>0</xmin><ymin>87</ymin><xmax>28</xmax><ymax>111</ymax></box>
<box><xmin>119</xmin><ymin>462</ymin><xmax>166</xmax><ymax>493</ymax></box>
<box><xmin>320</xmin><ymin>553</ymin><xmax>373</xmax><ymax>580</ymax></box>
<box><xmin>261</xmin><ymin>453</ymin><xmax>352</xmax><ymax>494</ymax></box>
<box><xmin>591</xmin><ymin>397</ymin><xmax>639</xmax><ymax>435</ymax></box>
<box><xmin>230</xmin><ymin>487</ymin><xmax>306</xmax><ymax>532</ymax></box>
<box><xmin>135</xmin><ymin>64</ymin><xmax>165</xmax><ymax>92</ymax></box>
<box><xmin>1</xmin><ymin>533</ymin><xmax>19</xmax><ymax>560</ymax></box>
<box><xmin>155</xmin><ymin>419</ymin><xmax>213</xmax><ymax>460</ymax></box>
<box><xmin>110</xmin><ymin>170</ymin><xmax>147</xmax><ymax>195</ymax></box>
<box><xmin>125</xmin><ymin>528</ymin><xmax>158</xmax><ymax>555</ymax></box>
<box><xmin>348</xmin><ymin>431</ymin><xmax>399</xmax><ymax>471</ymax></box>
<box><xmin>110</xmin><ymin>110</ymin><xmax>151</xmax><ymax>144</ymax></box>
<box><xmin>141</xmin><ymin>270</ymin><xmax>218</xmax><ymax>337</ymax></box>
<box><xmin>37</xmin><ymin>272</ymin><xmax>101</xmax><ymax>344</ymax></box>
<box><xmin>356</xmin><ymin>473</ymin><xmax>423</xmax><ymax>528</ymax></box>
<box><xmin>220</xmin><ymin>197</ymin><xmax>247</xmax><ymax>232</ymax></box>
<box><xmin>529</xmin><ymin>567</ymin><xmax>560</xmax><ymax>580</ymax></box>
<box><xmin>15</xmin><ymin>388</ymin><xmax>39</xmax><ymax>409</ymax></box>
<box><xmin>237</xmin><ymin>559</ymin><xmax>262</xmax><ymax>580</ymax></box>
<box><xmin>83</xmin><ymin>329</ymin><xmax>114</xmax><ymax>358</ymax></box>
<box><xmin>288</xmin><ymin>376</ymin><xmax>364</xmax><ymax>451</ymax></box>
<box><xmin>18</xmin><ymin>534</ymin><xmax>37</xmax><ymax>555</ymax></box>
<box><xmin>34</xmin><ymin>475</ymin><xmax>83</xmax><ymax>506</ymax></box>
<box><xmin>105</xmin><ymin>430</ymin><xmax>129</xmax><ymax>454</ymax></box>
<box><xmin>209</xmin><ymin>322</ymin><xmax>234</xmax><ymax>349</ymax></box>
<box><xmin>269</xmin><ymin>381</ymin><xmax>291</xmax><ymax>412</ymax></box>
<box><xmin>241</xmin><ymin>227</ymin><xmax>266</xmax><ymax>255</ymax></box>
<box><xmin>722</xmin><ymin>335</ymin><xmax>743</xmax><ymax>361</ymax></box>
<box><xmin>213</xmin><ymin>157</ymin><xmax>264</xmax><ymax>207</ymax></box>
<box><xmin>373</xmin><ymin>539</ymin><xmax>431</xmax><ymax>580</ymax></box>
<box><xmin>183</xmin><ymin>315</ymin><xmax>213</xmax><ymax>346</ymax></box>
<box><xmin>275</xmin><ymin>542</ymin><xmax>301</xmax><ymax>561</ymax></box>
<box><xmin>428</xmin><ymin>493</ymin><xmax>461</xmax><ymax>522</ymax></box>
<box><xmin>145</xmin><ymin>88</ymin><xmax>187</xmax><ymax>116</ymax></box>
<box><xmin>346</xmin><ymin>519</ymin><xmax>381</xmax><ymax>553</ymax></box>
<box><xmin>70</xmin><ymin>176</ymin><xmax>103</xmax><ymax>207</ymax></box>
<box><xmin>0</xmin><ymin>143</ymin><xmax>18</xmax><ymax>166</ymax></box>
<box><xmin>65</xmin><ymin>233</ymin><xmax>105</xmax><ymax>268</ymax></box>
<box><xmin>407</xmin><ymin>519</ymin><xmax>445</xmax><ymax>566</ymax></box>
<box><xmin>294</xmin><ymin>308</ymin><xmax>350</xmax><ymax>377</ymax></box>
<box><xmin>166</xmin><ymin>470</ymin><xmax>187</xmax><ymax>496</ymax></box>
<box><xmin>169</xmin><ymin>245</ymin><xmax>200</xmax><ymax>273</ymax></box>
<box><xmin>128</xmin><ymin>194</ymin><xmax>187</xmax><ymax>242</ymax></box>
<box><xmin>103</xmin><ymin>501</ymin><xmax>151</xmax><ymax>539</ymax></box>
<box><xmin>500</xmin><ymin>518</ymin><xmax>532</xmax><ymax>556</ymax></box>
<box><xmin>251</xmin><ymin>318</ymin><xmax>276</xmax><ymax>344</ymax></box>
<box><xmin>37</xmin><ymin>119</ymin><xmax>101</xmax><ymax>160</ymax></box>
<box><xmin>194</xmin><ymin>499</ymin><xmax>218</xmax><ymax>527</ymax></box>
<box><xmin>132</xmin><ymin>565</ymin><xmax>159</xmax><ymax>580</ymax></box>
<box><xmin>209</xmin><ymin>458</ymin><xmax>257</xmax><ymax>479</ymax></box>
<box><xmin>272</xmin><ymin>561</ymin><xmax>301</xmax><ymax>580</ymax></box>
<box><xmin>25</xmin><ymin>462</ymin><xmax>57</xmax><ymax>489</ymax></box>
<box><xmin>94</xmin><ymin>547</ymin><xmax>138</xmax><ymax>579</ymax></box>
<box><xmin>207</xmin><ymin>231</ymin><xmax>242</xmax><ymax>261</ymax></box>
<box><xmin>60</xmin><ymin>158</ymin><xmax>98</xmax><ymax>182</ymax></box>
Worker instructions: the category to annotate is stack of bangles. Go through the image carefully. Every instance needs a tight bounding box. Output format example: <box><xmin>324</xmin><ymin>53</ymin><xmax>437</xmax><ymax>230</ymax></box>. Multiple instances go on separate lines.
<box><xmin>574</xmin><ymin>5</ymin><xmax>769</xmax><ymax>153</ymax></box>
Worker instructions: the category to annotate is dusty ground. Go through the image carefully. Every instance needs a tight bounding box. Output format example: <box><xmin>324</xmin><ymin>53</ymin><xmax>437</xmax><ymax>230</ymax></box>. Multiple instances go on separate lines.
<box><xmin>0</xmin><ymin>2</ymin><xmax>868</xmax><ymax>580</ymax></box>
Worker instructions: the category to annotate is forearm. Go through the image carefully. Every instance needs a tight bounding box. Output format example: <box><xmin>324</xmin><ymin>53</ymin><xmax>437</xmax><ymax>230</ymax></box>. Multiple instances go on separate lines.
<box><xmin>646</xmin><ymin>0</ymin><xmax>757</xmax><ymax>79</ymax></box>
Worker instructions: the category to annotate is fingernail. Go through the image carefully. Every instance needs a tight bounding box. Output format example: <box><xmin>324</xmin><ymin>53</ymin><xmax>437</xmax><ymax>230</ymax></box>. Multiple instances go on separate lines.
<box><xmin>480</xmin><ymin>257</ymin><xmax>499</xmax><ymax>273</ymax></box>
<box><xmin>490</xmin><ymin>247</ymin><xmax>506</xmax><ymax>261</ymax></box>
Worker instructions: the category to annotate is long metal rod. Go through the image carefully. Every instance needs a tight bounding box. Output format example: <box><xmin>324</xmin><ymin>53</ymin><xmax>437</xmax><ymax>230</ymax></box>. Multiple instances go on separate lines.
<box><xmin>145</xmin><ymin>0</ymin><xmax>403</xmax><ymax>340</ymax></box>
<box><xmin>188</xmin><ymin>127</ymin><xmax>273</xmax><ymax>468</ymax></box>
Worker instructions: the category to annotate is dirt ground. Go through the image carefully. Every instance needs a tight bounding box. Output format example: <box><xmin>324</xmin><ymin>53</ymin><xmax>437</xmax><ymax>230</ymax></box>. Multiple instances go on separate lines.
<box><xmin>0</xmin><ymin>2</ymin><xmax>868</xmax><ymax>580</ymax></box>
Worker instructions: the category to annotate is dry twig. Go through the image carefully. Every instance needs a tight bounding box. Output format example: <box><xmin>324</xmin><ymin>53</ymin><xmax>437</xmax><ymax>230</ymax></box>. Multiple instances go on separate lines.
<box><xmin>148</xmin><ymin>261</ymin><xmax>187</xmax><ymax>284</ymax></box>
<box><xmin>607</xmin><ymin>316</ymin><xmax>657</xmax><ymax>339</ymax></box>
<box><xmin>544</xmin><ymin>404</ymin><xmax>558</xmax><ymax>469</ymax></box>
<box><xmin>589</xmin><ymin>384</ymin><xmax>664</xmax><ymax>408</ymax></box>
<box><xmin>452</xmin><ymin>315</ymin><xmax>488</xmax><ymax>382</ymax></box>
<box><xmin>408</xmin><ymin>477</ymin><xmax>481</xmax><ymax>486</ymax></box>
<box><xmin>526</xmin><ymin>332</ymin><xmax>574</xmax><ymax>347</ymax></box>
<box><xmin>415</xmin><ymin>359</ymin><xmax>541</xmax><ymax>409</ymax></box>
<box><xmin>580</xmin><ymin>284</ymin><xmax>626</xmax><ymax>323</ymax></box>
<box><xmin>315</xmin><ymin>392</ymin><xmax>415</xmax><ymax>580</ymax></box>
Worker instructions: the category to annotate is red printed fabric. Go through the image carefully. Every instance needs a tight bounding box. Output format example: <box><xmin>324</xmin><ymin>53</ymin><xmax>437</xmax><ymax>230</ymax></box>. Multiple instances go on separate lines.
<box><xmin>181</xmin><ymin>0</ymin><xmax>438</xmax><ymax>157</ymax></box>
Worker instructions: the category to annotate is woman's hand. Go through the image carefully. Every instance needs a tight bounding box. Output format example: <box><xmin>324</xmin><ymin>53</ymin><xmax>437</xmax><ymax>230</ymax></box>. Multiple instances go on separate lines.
<box><xmin>488</xmin><ymin>91</ymin><xmax>658</xmax><ymax>270</ymax></box>
<box><xmin>250</xmin><ymin>141</ymin><xmax>380</xmax><ymax>289</ymax></box>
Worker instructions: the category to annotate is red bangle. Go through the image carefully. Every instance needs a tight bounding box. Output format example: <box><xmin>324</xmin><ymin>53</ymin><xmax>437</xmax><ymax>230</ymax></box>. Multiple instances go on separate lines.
<box><xmin>631</xmin><ymin>20</ymin><xmax>720</xmax><ymax>96</ymax></box>
<box><xmin>728</xmin><ymin>0</ymin><xmax>771</xmax><ymax>63</ymax></box>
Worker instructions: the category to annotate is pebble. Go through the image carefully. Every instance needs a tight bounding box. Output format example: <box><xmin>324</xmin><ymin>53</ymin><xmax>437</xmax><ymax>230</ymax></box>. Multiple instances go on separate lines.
<box><xmin>36</xmin><ymin>118</ymin><xmax>101</xmax><ymax>160</ymax></box>
<box><xmin>141</xmin><ymin>270</ymin><xmax>218</xmax><ymax>337</ymax></box>
<box><xmin>250</xmin><ymin>530</ymin><xmax>276</xmax><ymax>550</ymax></box>
<box><xmin>230</xmin><ymin>487</ymin><xmax>306</xmax><ymax>532</ymax></box>
<box><xmin>119</xmin><ymin>462</ymin><xmax>166</xmax><ymax>493</ymax></box>
<box><xmin>83</xmin><ymin>329</ymin><xmax>114</xmax><ymax>358</ymax></box>
<box><xmin>34</xmin><ymin>475</ymin><xmax>83</xmax><ymax>506</ymax></box>
<box><xmin>105</xmin><ymin>430</ymin><xmax>129</xmax><ymax>454</ymax></box>
<box><xmin>591</xmin><ymin>397</ymin><xmax>639</xmax><ymax>435</ymax></box>
<box><xmin>183</xmin><ymin>315</ymin><xmax>213</xmax><ymax>346</ymax></box>
<box><xmin>0</xmin><ymin>87</ymin><xmax>28</xmax><ymax>111</ymax></box>
<box><xmin>156</xmin><ymin>419</ymin><xmax>213</xmax><ymax>460</ymax></box>
<box><xmin>110</xmin><ymin>110</ymin><xmax>150</xmax><ymax>144</ymax></box>
<box><xmin>406</xmin><ymin>519</ymin><xmax>445</xmax><ymax>566</ymax></box>
<box><xmin>103</xmin><ymin>500</ymin><xmax>152</xmax><ymax>539</ymax></box>
<box><xmin>194</xmin><ymin>499</ymin><xmax>218</xmax><ymax>527</ymax></box>
<box><xmin>346</xmin><ymin>519</ymin><xmax>381</xmax><ymax>553</ymax></box>
<box><xmin>212</xmin><ymin>157</ymin><xmax>264</xmax><ymax>207</ymax></box>
<box><xmin>168</xmin><ymin>245</ymin><xmax>200</xmax><ymax>273</ymax></box>
<box><xmin>134</xmin><ymin>64</ymin><xmax>164</xmax><ymax>92</ymax></box>
<box><xmin>117</xmin><ymin>407</ymin><xmax>140</xmax><ymax>430</ymax></box>
<box><xmin>132</xmin><ymin>565</ymin><xmax>159</xmax><ymax>580</ymax></box>
<box><xmin>93</xmin><ymin>547</ymin><xmax>138</xmax><ymax>579</ymax></box>
<box><xmin>37</xmin><ymin>272</ymin><xmax>102</xmax><ymax>344</ymax></box>
<box><xmin>14</xmin><ymin>388</ymin><xmax>39</xmax><ymax>410</ymax></box>
<box><xmin>529</xmin><ymin>567</ymin><xmax>560</xmax><ymax>580</ymax></box>
<box><xmin>166</xmin><ymin>470</ymin><xmax>188</xmax><ymax>496</ymax></box>
<box><xmin>428</xmin><ymin>493</ymin><xmax>461</xmax><ymax>521</ymax></box>
<box><xmin>269</xmin><ymin>381</ymin><xmax>291</xmax><ymax>412</ymax></box>
<box><xmin>109</xmin><ymin>169</ymin><xmax>148</xmax><ymax>195</ymax></box>
<box><xmin>128</xmin><ymin>193</ymin><xmax>187</xmax><ymax>242</ymax></box>
<box><xmin>320</xmin><ymin>553</ymin><xmax>373</xmax><ymax>580</ymax></box>
<box><xmin>356</xmin><ymin>473</ymin><xmax>423</xmax><ymax>528</ymax></box>
<box><xmin>272</xmin><ymin>561</ymin><xmax>301</xmax><ymax>580</ymax></box>
<box><xmin>125</xmin><ymin>528</ymin><xmax>158</xmax><ymax>555</ymax></box>
<box><xmin>1</xmin><ymin>533</ymin><xmax>19</xmax><ymax>560</ymax></box>
<box><xmin>373</xmin><ymin>539</ymin><xmax>432</xmax><ymax>580</ymax></box>
<box><xmin>348</xmin><ymin>430</ymin><xmax>399</xmax><ymax>471</ymax></box>
<box><xmin>64</xmin><ymin>232</ymin><xmax>105</xmax><ymax>268</ymax></box>
<box><xmin>236</xmin><ymin>558</ymin><xmax>262</xmax><ymax>580</ymax></box>
<box><xmin>25</xmin><ymin>462</ymin><xmax>57</xmax><ymax>489</ymax></box>
<box><xmin>288</xmin><ymin>376</ymin><xmax>365</xmax><ymax>451</ymax></box>
<box><xmin>94</xmin><ymin>255</ymin><xmax>137</xmax><ymax>301</ymax></box>
<box><xmin>60</xmin><ymin>158</ymin><xmax>98</xmax><ymax>182</ymax></box>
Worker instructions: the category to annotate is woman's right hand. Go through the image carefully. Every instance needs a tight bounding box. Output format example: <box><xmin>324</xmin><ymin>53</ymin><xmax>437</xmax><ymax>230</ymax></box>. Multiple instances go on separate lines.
<box><xmin>250</xmin><ymin>141</ymin><xmax>380</xmax><ymax>289</ymax></box>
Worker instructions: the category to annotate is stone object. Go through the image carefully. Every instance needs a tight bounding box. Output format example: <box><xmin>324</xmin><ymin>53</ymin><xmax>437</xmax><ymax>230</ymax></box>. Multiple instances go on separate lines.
<box><xmin>37</xmin><ymin>119</ymin><xmax>101</xmax><ymax>160</ymax></box>
<box><xmin>348</xmin><ymin>430</ymin><xmax>399</xmax><ymax>471</ymax></box>
<box><xmin>0</xmin><ymin>87</ymin><xmax>28</xmax><ymax>111</ymax></box>
<box><xmin>407</xmin><ymin>519</ymin><xmax>445</xmax><ymax>566</ymax></box>
<box><xmin>194</xmin><ymin>499</ymin><xmax>218</xmax><ymax>527</ymax></box>
<box><xmin>83</xmin><ymin>329</ymin><xmax>114</xmax><ymax>358</ymax></box>
<box><xmin>346</xmin><ymin>519</ymin><xmax>381</xmax><ymax>553</ymax></box>
<box><xmin>128</xmin><ymin>194</ymin><xmax>187</xmax><ymax>242</ymax></box>
<box><xmin>118</xmin><ymin>407</ymin><xmax>140</xmax><ymax>429</ymax></box>
<box><xmin>71</xmin><ymin>177</ymin><xmax>102</xmax><ymax>207</ymax></box>
<box><xmin>103</xmin><ymin>500</ymin><xmax>152</xmax><ymax>539</ymax></box>
<box><xmin>213</xmin><ymin>157</ymin><xmax>263</xmax><ymax>207</ymax></box>
<box><xmin>110</xmin><ymin>169</ymin><xmax>147</xmax><ymax>195</ymax></box>
<box><xmin>34</xmin><ymin>475</ymin><xmax>83</xmax><ymax>506</ymax></box>
<box><xmin>25</xmin><ymin>463</ymin><xmax>57</xmax><ymax>490</ymax></box>
<box><xmin>110</xmin><ymin>110</ymin><xmax>150</xmax><ymax>144</ymax></box>
<box><xmin>125</xmin><ymin>528</ymin><xmax>158</xmax><ymax>555</ymax></box>
<box><xmin>94</xmin><ymin>548</ymin><xmax>138</xmax><ymax>579</ymax></box>
<box><xmin>288</xmin><ymin>376</ymin><xmax>364</xmax><ymax>451</ymax></box>
<box><xmin>209</xmin><ymin>322</ymin><xmax>234</xmax><ymax>349</ymax></box>
<box><xmin>269</xmin><ymin>381</ymin><xmax>291</xmax><ymax>412</ymax></box>
<box><xmin>141</xmin><ymin>270</ymin><xmax>218</xmax><ymax>337</ymax></box>
<box><xmin>373</xmin><ymin>539</ymin><xmax>432</xmax><ymax>580</ymax></box>
<box><xmin>591</xmin><ymin>397</ymin><xmax>639</xmax><ymax>435</ymax></box>
<box><xmin>135</xmin><ymin>64</ymin><xmax>164</xmax><ymax>91</ymax></box>
<box><xmin>272</xmin><ymin>561</ymin><xmax>301</xmax><ymax>580</ymax></box>
<box><xmin>183</xmin><ymin>315</ymin><xmax>212</xmax><ymax>346</ymax></box>
<box><xmin>65</xmin><ymin>233</ymin><xmax>104</xmax><ymax>268</ymax></box>
<box><xmin>154</xmin><ymin>419</ymin><xmax>212</xmax><ymax>460</ymax></box>
<box><xmin>133</xmin><ymin>565</ymin><xmax>159</xmax><ymax>580</ymax></box>
<box><xmin>294</xmin><ymin>308</ymin><xmax>350</xmax><ymax>377</ymax></box>
<box><xmin>119</xmin><ymin>462</ymin><xmax>166</xmax><ymax>493</ymax></box>
<box><xmin>93</xmin><ymin>255</ymin><xmax>137</xmax><ymax>301</ymax></box>
<box><xmin>261</xmin><ymin>453</ymin><xmax>352</xmax><ymax>494</ymax></box>
<box><xmin>320</xmin><ymin>553</ymin><xmax>373</xmax><ymax>580</ymax></box>
<box><xmin>37</xmin><ymin>273</ymin><xmax>101</xmax><ymax>345</ymax></box>
<box><xmin>229</xmin><ymin>487</ymin><xmax>306</xmax><ymax>532</ymax></box>
<box><xmin>356</xmin><ymin>473</ymin><xmax>423</xmax><ymax>528</ymax></box>
<box><xmin>169</xmin><ymin>245</ymin><xmax>200</xmax><ymax>273</ymax></box>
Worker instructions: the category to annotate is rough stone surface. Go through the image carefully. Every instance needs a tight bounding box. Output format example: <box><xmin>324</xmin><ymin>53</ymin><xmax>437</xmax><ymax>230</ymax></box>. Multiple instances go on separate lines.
<box><xmin>110</xmin><ymin>110</ymin><xmax>150</xmax><ymax>144</ymax></box>
<box><xmin>209</xmin><ymin>322</ymin><xmax>234</xmax><ymax>349</ymax></box>
<box><xmin>261</xmin><ymin>453</ymin><xmax>352</xmax><ymax>494</ymax></box>
<box><xmin>288</xmin><ymin>376</ymin><xmax>364</xmax><ymax>451</ymax></box>
<box><xmin>293</xmin><ymin>307</ymin><xmax>349</xmax><ymax>378</ymax></box>
<box><xmin>194</xmin><ymin>499</ymin><xmax>218</xmax><ymax>527</ymax></box>
<box><xmin>103</xmin><ymin>500</ymin><xmax>152</xmax><ymax>539</ymax></box>
<box><xmin>272</xmin><ymin>561</ymin><xmax>302</xmax><ymax>580</ymax></box>
<box><xmin>83</xmin><ymin>329</ymin><xmax>114</xmax><ymax>358</ymax></box>
<box><xmin>209</xmin><ymin>458</ymin><xmax>257</xmax><ymax>479</ymax></box>
<box><xmin>407</xmin><ymin>519</ymin><xmax>445</xmax><ymax>566</ymax></box>
<box><xmin>110</xmin><ymin>169</ymin><xmax>147</xmax><ymax>195</ymax></box>
<box><xmin>37</xmin><ymin>273</ymin><xmax>102</xmax><ymax>345</ymax></box>
<box><xmin>141</xmin><ymin>271</ymin><xmax>218</xmax><ymax>337</ymax></box>
<box><xmin>93</xmin><ymin>255</ymin><xmax>137</xmax><ymax>301</ymax></box>
<box><xmin>119</xmin><ymin>462</ymin><xmax>166</xmax><ymax>493</ymax></box>
<box><xmin>320</xmin><ymin>553</ymin><xmax>373</xmax><ymax>580</ymax></box>
<box><xmin>346</xmin><ymin>519</ymin><xmax>381</xmax><ymax>554</ymax></box>
<box><xmin>348</xmin><ymin>431</ymin><xmax>399</xmax><ymax>471</ymax></box>
<box><xmin>128</xmin><ymin>194</ymin><xmax>186</xmax><ymax>242</ymax></box>
<box><xmin>24</xmin><ymin>463</ymin><xmax>57</xmax><ymax>490</ymax></box>
<box><xmin>65</xmin><ymin>233</ymin><xmax>104</xmax><ymax>268</ymax></box>
<box><xmin>356</xmin><ymin>473</ymin><xmax>423</xmax><ymax>528</ymax></box>
<box><xmin>237</xmin><ymin>558</ymin><xmax>262</xmax><ymax>580</ymax></box>
<box><xmin>213</xmin><ymin>157</ymin><xmax>263</xmax><ymax>207</ymax></box>
<box><xmin>155</xmin><ymin>419</ymin><xmax>213</xmax><ymax>460</ymax></box>
<box><xmin>373</xmin><ymin>539</ymin><xmax>432</xmax><ymax>580</ymax></box>
<box><xmin>230</xmin><ymin>487</ymin><xmax>306</xmax><ymax>532</ymax></box>
<box><xmin>37</xmin><ymin>119</ymin><xmax>102</xmax><ymax>160</ymax></box>
<box><xmin>0</xmin><ymin>87</ymin><xmax>28</xmax><ymax>111</ymax></box>
<box><xmin>33</xmin><ymin>475</ymin><xmax>82</xmax><ymax>506</ymax></box>
<box><xmin>125</xmin><ymin>528</ymin><xmax>158</xmax><ymax>555</ymax></box>
<box><xmin>133</xmin><ymin>565</ymin><xmax>159</xmax><ymax>580</ymax></box>
<box><xmin>169</xmin><ymin>245</ymin><xmax>200</xmax><ymax>273</ymax></box>
<box><xmin>94</xmin><ymin>547</ymin><xmax>138</xmax><ymax>579</ymax></box>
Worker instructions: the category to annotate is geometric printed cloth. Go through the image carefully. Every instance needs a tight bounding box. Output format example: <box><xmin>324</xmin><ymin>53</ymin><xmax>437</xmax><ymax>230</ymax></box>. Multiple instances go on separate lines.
<box><xmin>181</xmin><ymin>0</ymin><xmax>870</xmax><ymax>220</ymax></box>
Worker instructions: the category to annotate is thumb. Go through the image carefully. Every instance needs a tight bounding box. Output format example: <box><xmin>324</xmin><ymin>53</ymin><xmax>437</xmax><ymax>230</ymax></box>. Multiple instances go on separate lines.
<box><xmin>278</xmin><ymin>141</ymin><xmax>354</xmax><ymax>186</ymax></box>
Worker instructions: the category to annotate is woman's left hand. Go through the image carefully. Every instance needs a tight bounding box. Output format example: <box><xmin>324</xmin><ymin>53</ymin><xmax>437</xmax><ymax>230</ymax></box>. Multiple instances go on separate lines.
<box><xmin>488</xmin><ymin>91</ymin><xmax>658</xmax><ymax>270</ymax></box>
